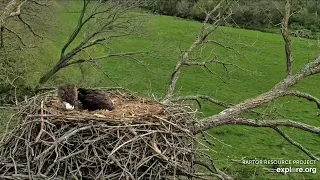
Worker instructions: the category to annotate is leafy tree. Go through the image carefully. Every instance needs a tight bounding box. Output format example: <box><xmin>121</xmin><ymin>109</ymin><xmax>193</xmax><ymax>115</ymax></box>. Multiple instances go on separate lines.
<box><xmin>176</xmin><ymin>0</ymin><xmax>191</xmax><ymax>17</ymax></box>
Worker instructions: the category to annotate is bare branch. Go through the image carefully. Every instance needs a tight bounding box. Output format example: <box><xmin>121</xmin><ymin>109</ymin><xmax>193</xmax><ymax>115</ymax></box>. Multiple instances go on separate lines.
<box><xmin>203</xmin><ymin>40</ymin><xmax>240</xmax><ymax>55</ymax></box>
<box><xmin>196</xmin><ymin>117</ymin><xmax>319</xmax><ymax>135</ymax></box>
<box><xmin>203</xmin><ymin>65</ymin><xmax>227</xmax><ymax>83</ymax></box>
<box><xmin>3</xmin><ymin>27</ymin><xmax>26</xmax><ymax>46</ymax></box>
<box><xmin>90</xmin><ymin>61</ymin><xmax>120</xmax><ymax>86</ymax></box>
<box><xmin>281</xmin><ymin>90</ymin><xmax>320</xmax><ymax>109</ymax></box>
<box><xmin>183</xmin><ymin>59</ymin><xmax>232</xmax><ymax>82</ymax></box>
<box><xmin>173</xmin><ymin>95</ymin><xmax>266</xmax><ymax>117</ymax></box>
<box><xmin>184</xmin><ymin>59</ymin><xmax>233</xmax><ymax>67</ymax></box>
<box><xmin>164</xmin><ymin>0</ymin><xmax>231</xmax><ymax>100</ymax></box>
<box><xmin>281</xmin><ymin>0</ymin><xmax>293</xmax><ymax>77</ymax></box>
<box><xmin>197</xmin><ymin>54</ymin><xmax>320</xmax><ymax>132</ymax></box>
<box><xmin>28</xmin><ymin>0</ymin><xmax>49</xmax><ymax>7</ymax></box>
<box><xmin>37</xmin><ymin>0</ymin><xmax>143</xmax><ymax>86</ymax></box>
<box><xmin>17</xmin><ymin>15</ymin><xmax>42</xmax><ymax>38</ymax></box>
<box><xmin>0</xmin><ymin>0</ymin><xmax>28</xmax><ymax>47</ymax></box>
<box><xmin>0</xmin><ymin>26</ymin><xmax>4</xmax><ymax>48</ymax></box>
<box><xmin>274</xmin><ymin>127</ymin><xmax>319</xmax><ymax>160</ymax></box>
<box><xmin>7</xmin><ymin>0</ymin><xmax>27</xmax><ymax>17</ymax></box>
<box><xmin>60</xmin><ymin>0</ymin><xmax>89</xmax><ymax>57</ymax></box>
<box><xmin>64</xmin><ymin>51</ymin><xmax>149</xmax><ymax>67</ymax></box>
<box><xmin>173</xmin><ymin>95</ymin><xmax>230</xmax><ymax>109</ymax></box>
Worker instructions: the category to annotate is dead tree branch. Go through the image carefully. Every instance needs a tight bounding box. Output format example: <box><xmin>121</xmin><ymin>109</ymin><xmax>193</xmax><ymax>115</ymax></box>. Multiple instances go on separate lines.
<box><xmin>28</xmin><ymin>0</ymin><xmax>49</xmax><ymax>7</ymax></box>
<box><xmin>17</xmin><ymin>15</ymin><xmax>42</xmax><ymax>38</ymax></box>
<box><xmin>196</xmin><ymin>54</ymin><xmax>320</xmax><ymax>132</ymax></box>
<box><xmin>184</xmin><ymin>59</ymin><xmax>233</xmax><ymax>83</ymax></box>
<box><xmin>63</xmin><ymin>51</ymin><xmax>149</xmax><ymax>67</ymax></box>
<box><xmin>37</xmin><ymin>0</ymin><xmax>145</xmax><ymax>86</ymax></box>
<box><xmin>160</xmin><ymin>0</ymin><xmax>320</xmax><ymax>162</ymax></box>
<box><xmin>3</xmin><ymin>26</ymin><xmax>26</xmax><ymax>46</ymax></box>
<box><xmin>173</xmin><ymin>95</ymin><xmax>230</xmax><ymax>109</ymax></box>
<box><xmin>274</xmin><ymin>127</ymin><xmax>319</xmax><ymax>160</ymax></box>
<box><xmin>203</xmin><ymin>40</ymin><xmax>241</xmax><ymax>55</ymax></box>
<box><xmin>164</xmin><ymin>0</ymin><xmax>233</xmax><ymax>100</ymax></box>
<box><xmin>0</xmin><ymin>0</ymin><xmax>30</xmax><ymax>48</ymax></box>
<box><xmin>281</xmin><ymin>90</ymin><xmax>320</xmax><ymax>109</ymax></box>
<box><xmin>173</xmin><ymin>95</ymin><xmax>267</xmax><ymax>117</ymax></box>
<box><xmin>281</xmin><ymin>0</ymin><xmax>293</xmax><ymax>77</ymax></box>
<box><xmin>200</xmin><ymin>117</ymin><xmax>319</xmax><ymax>135</ymax></box>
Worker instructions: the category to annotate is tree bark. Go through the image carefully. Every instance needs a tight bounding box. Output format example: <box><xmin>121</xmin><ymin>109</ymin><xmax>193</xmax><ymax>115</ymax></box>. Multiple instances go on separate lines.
<box><xmin>165</xmin><ymin>40</ymin><xmax>201</xmax><ymax>100</ymax></box>
<box><xmin>195</xmin><ymin>55</ymin><xmax>320</xmax><ymax>133</ymax></box>
<box><xmin>38</xmin><ymin>64</ymin><xmax>63</xmax><ymax>85</ymax></box>
<box><xmin>281</xmin><ymin>0</ymin><xmax>293</xmax><ymax>77</ymax></box>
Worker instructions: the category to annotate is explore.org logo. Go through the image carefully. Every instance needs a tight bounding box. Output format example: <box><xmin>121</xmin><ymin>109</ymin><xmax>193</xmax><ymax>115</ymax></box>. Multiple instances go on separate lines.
<box><xmin>274</xmin><ymin>167</ymin><xmax>317</xmax><ymax>174</ymax></box>
<box><xmin>240</xmin><ymin>159</ymin><xmax>318</xmax><ymax>174</ymax></box>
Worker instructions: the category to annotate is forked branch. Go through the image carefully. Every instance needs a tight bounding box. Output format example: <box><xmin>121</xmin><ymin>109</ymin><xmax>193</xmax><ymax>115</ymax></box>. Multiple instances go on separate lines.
<box><xmin>0</xmin><ymin>0</ymin><xmax>44</xmax><ymax>48</ymax></box>
<box><xmin>0</xmin><ymin>0</ymin><xmax>27</xmax><ymax>48</ymax></box>
<box><xmin>37</xmin><ymin>0</ymin><xmax>143</xmax><ymax>86</ymax></box>
<box><xmin>164</xmin><ymin>0</ymin><xmax>232</xmax><ymax>100</ymax></box>
<box><xmin>196</xmin><ymin>116</ymin><xmax>319</xmax><ymax>161</ymax></box>
<box><xmin>197</xmin><ymin>54</ymin><xmax>320</xmax><ymax>132</ymax></box>
<box><xmin>185</xmin><ymin>0</ymin><xmax>320</xmax><ymax>161</ymax></box>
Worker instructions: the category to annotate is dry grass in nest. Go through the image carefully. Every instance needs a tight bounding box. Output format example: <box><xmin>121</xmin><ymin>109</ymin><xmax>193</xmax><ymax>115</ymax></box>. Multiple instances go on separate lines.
<box><xmin>0</xmin><ymin>88</ymin><xmax>227</xmax><ymax>180</ymax></box>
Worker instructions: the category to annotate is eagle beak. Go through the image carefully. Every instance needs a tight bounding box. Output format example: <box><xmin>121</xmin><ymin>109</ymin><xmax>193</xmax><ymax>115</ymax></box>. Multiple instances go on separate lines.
<box><xmin>63</xmin><ymin>101</ymin><xmax>74</xmax><ymax>110</ymax></box>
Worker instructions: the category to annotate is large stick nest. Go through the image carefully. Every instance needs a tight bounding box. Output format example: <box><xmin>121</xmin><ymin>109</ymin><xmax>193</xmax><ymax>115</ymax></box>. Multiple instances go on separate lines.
<box><xmin>0</xmin><ymin>88</ymin><xmax>218</xmax><ymax>180</ymax></box>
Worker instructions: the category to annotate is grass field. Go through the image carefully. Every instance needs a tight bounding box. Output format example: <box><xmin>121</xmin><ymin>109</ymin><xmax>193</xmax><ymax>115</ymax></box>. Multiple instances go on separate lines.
<box><xmin>1</xmin><ymin>1</ymin><xmax>320</xmax><ymax>179</ymax></box>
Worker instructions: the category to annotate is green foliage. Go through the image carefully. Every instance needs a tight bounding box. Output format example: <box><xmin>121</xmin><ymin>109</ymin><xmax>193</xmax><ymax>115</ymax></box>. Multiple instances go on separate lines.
<box><xmin>231</xmin><ymin>0</ymin><xmax>283</xmax><ymax>28</ymax></box>
<box><xmin>148</xmin><ymin>0</ymin><xmax>180</xmax><ymax>15</ymax></box>
<box><xmin>143</xmin><ymin>0</ymin><xmax>320</xmax><ymax>38</ymax></box>
<box><xmin>176</xmin><ymin>0</ymin><xmax>191</xmax><ymax>18</ymax></box>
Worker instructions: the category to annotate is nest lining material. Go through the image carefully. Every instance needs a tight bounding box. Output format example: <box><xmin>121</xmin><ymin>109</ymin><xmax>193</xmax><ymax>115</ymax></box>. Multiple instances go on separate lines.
<box><xmin>0</xmin><ymin>89</ymin><xmax>210</xmax><ymax>180</ymax></box>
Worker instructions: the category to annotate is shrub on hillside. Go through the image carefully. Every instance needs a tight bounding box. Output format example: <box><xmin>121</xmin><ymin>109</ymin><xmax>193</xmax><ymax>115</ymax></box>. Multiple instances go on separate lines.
<box><xmin>176</xmin><ymin>0</ymin><xmax>191</xmax><ymax>18</ymax></box>
<box><xmin>142</xmin><ymin>0</ymin><xmax>320</xmax><ymax>39</ymax></box>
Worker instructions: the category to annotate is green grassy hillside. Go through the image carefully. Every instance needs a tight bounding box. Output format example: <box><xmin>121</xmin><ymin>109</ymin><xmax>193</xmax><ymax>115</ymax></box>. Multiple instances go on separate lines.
<box><xmin>1</xmin><ymin>1</ymin><xmax>320</xmax><ymax>179</ymax></box>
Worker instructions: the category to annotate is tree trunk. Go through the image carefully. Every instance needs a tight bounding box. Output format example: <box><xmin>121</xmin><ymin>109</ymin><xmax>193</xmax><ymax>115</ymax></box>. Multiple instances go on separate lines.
<box><xmin>38</xmin><ymin>65</ymin><xmax>62</xmax><ymax>85</ymax></box>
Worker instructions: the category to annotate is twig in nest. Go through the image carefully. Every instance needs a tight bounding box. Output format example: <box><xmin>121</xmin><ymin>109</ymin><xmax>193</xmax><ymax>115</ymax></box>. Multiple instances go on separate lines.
<box><xmin>0</xmin><ymin>89</ymin><xmax>228</xmax><ymax>179</ymax></box>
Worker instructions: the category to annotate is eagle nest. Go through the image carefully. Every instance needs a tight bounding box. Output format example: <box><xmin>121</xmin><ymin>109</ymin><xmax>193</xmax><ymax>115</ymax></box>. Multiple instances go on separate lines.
<box><xmin>0</xmin><ymin>88</ymin><xmax>225</xmax><ymax>180</ymax></box>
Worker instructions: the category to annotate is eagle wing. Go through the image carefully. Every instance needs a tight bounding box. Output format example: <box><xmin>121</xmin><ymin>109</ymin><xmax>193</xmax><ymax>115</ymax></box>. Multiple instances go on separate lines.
<box><xmin>80</xmin><ymin>93</ymin><xmax>114</xmax><ymax>111</ymax></box>
<box><xmin>78</xmin><ymin>88</ymin><xmax>105</xmax><ymax>96</ymax></box>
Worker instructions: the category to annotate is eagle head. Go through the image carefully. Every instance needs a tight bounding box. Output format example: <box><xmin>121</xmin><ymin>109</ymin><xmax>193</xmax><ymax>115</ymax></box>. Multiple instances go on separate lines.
<box><xmin>58</xmin><ymin>84</ymin><xmax>77</xmax><ymax>110</ymax></box>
